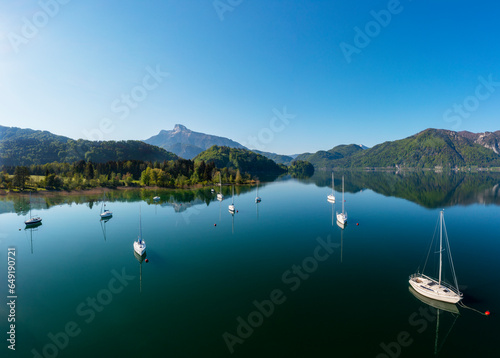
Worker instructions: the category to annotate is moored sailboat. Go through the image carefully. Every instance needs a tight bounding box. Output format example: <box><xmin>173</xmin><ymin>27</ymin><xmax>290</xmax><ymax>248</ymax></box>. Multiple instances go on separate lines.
<box><xmin>336</xmin><ymin>176</ymin><xmax>347</xmax><ymax>225</ymax></box>
<box><xmin>255</xmin><ymin>181</ymin><xmax>261</xmax><ymax>203</ymax></box>
<box><xmin>409</xmin><ymin>210</ymin><xmax>463</xmax><ymax>304</ymax></box>
<box><xmin>100</xmin><ymin>194</ymin><xmax>112</xmax><ymax>218</ymax></box>
<box><xmin>25</xmin><ymin>192</ymin><xmax>42</xmax><ymax>225</ymax></box>
<box><xmin>217</xmin><ymin>172</ymin><xmax>224</xmax><ymax>201</ymax></box>
<box><xmin>133</xmin><ymin>207</ymin><xmax>146</xmax><ymax>256</ymax></box>
<box><xmin>228</xmin><ymin>185</ymin><xmax>235</xmax><ymax>213</ymax></box>
<box><xmin>327</xmin><ymin>172</ymin><xmax>335</xmax><ymax>203</ymax></box>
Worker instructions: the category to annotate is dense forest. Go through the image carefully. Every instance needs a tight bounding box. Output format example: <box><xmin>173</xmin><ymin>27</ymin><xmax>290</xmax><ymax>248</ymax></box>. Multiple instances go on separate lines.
<box><xmin>0</xmin><ymin>146</ymin><xmax>314</xmax><ymax>192</ymax></box>
<box><xmin>0</xmin><ymin>124</ymin><xmax>178</xmax><ymax>166</ymax></box>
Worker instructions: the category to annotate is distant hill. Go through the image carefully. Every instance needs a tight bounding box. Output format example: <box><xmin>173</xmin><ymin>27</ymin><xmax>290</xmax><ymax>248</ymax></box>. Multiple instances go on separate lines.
<box><xmin>0</xmin><ymin>125</ymin><xmax>178</xmax><ymax>166</ymax></box>
<box><xmin>194</xmin><ymin>145</ymin><xmax>286</xmax><ymax>175</ymax></box>
<box><xmin>295</xmin><ymin>144</ymin><xmax>365</xmax><ymax>168</ymax></box>
<box><xmin>301</xmin><ymin>129</ymin><xmax>500</xmax><ymax>169</ymax></box>
<box><xmin>144</xmin><ymin>124</ymin><xmax>246</xmax><ymax>159</ymax></box>
<box><xmin>251</xmin><ymin>150</ymin><xmax>294</xmax><ymax>165</ymax></box>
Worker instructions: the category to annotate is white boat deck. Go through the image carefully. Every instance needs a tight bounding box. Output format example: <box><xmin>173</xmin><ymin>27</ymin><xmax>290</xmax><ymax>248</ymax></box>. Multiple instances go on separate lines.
<box><xmin>409</xmin><ymin>274</ymin><xmax>462</xmax><ymax>304</ymax></box>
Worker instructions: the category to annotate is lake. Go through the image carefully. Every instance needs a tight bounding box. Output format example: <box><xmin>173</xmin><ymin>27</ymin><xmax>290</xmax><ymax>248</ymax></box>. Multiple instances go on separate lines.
<box><xmin>1</xmin><ymin>171</ymin><xmax>499</xmax><ymax>357</ymax></box>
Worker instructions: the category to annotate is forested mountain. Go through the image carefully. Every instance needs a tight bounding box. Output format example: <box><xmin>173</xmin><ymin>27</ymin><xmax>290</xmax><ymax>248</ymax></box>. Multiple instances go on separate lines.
<box><xmin>251</xmin><ymin>150</ymin><xmax>294</xmax><ymax>165</ymax></box>
<box><xmin>0</xmin><ymin>125</ymin><xmax>177</xmax><ymax>166</ymax></box>
<box><xmin>194</xmin><ymin>146</ymin><xmax>286</xmax><ymax>175</ymax></box>
<box><xmin>301</xmin><ymin>129</ymin><xmax>500</xmax><ymax>169</ymax></box>
<box><xmin>295</xmin><ymin>144</ymin><xmax>365</xmax><ymax>168</ymax></box>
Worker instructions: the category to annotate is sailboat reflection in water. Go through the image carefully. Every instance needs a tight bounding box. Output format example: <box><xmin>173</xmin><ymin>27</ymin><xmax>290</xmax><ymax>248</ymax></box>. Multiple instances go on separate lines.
<box><xmin>25</xmin><ymin>222</ymin><xmax>42</xmax><ymax>254</ymax></box>
<box><xmin>409</xmin><ymin>286</ymin><xmax>460</xmax><ymax>355</ymax></box>
<box><xmin>134</xmin><ymin>251</ymin><xmax>146</xmax><ymax>293</ymax></box>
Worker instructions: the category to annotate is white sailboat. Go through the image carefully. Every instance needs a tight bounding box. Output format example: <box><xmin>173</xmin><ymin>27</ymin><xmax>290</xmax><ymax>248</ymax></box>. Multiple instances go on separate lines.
<box><xmin>327</xmin><ymin>172</ymin><xmax>335</xmax><ymax>203</ymax></box>
<box><xmin>336</xmin><ymin>176</ymin><xmax>347</xmax><ymax>225</ymax></box>
<box><xmin>409</xmin><ymin>210</ymin><xmax>463</xmax><ymax>304</ymax></box>
<box><xmin>25</xmin><ymin>192</ymin><xmax>42</xmax><ymax>225</ymax></box>
<box><xmin>133</xmin><ymin>207</ymin><xmax>146</xmax><ymax>256</ymax></box>
<box><xmin>255</xmin><ymin>181</ymin><xmax>261</xmax><ymax>203</ymax></box>
<box><xmin>100</xmin><ymin>194</ymin><xmax>112</xmax><ymax>218</ymax></box>
<box><xmin>217</xmin><ymin>172</ymin><xmax>224</xmax><ymax>201</ymax></box>
<box><xmin>228</xmin><ymin>185</ymin><xmax>235</xmax><ymax>213</ymax></box>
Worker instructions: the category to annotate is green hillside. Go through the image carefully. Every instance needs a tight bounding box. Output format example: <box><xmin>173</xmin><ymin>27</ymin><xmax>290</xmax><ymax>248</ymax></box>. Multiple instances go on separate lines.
<box><xmin>194</xmin><ymin>146</ymin><xmax>286</xmax><ymax>174</ymax></box>
<box><xmin>0</xmin><ymin>126</ymin><xmax>178</xmax><ymax>166</ymax></box>
<box><xmin>349</xmin><ymin>129</ymin><xmax>500</xmax><ymax>168</ymax></box>
<box><xmin>301</xmin><ymin>129</ymin><xmax>500</xmax><ymax>169</ymax></box>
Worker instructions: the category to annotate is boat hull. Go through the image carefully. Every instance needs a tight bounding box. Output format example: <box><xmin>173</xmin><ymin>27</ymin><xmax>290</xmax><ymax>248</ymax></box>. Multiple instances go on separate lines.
<box><xmin>327</xmin><ymin>194</ymin><xmax>335</xmax><ymax>203</ymax></box>
<box><xmin>228</xmin><ymin>204</ymin><xmax>235</xmax><ymax>213</ymax></box>
<box><xmin>134</xmin><ymin>241</ymin><xmax>146</xmax><ymax>256</ymax></box>
<box><xmin>25</xmin><ymin>217</ymin><xmax>42</xmax><ymax>225</ymax></box>
<box><xmin>409</xmin><ymin>274</ymin><xmax>462</xmax><ymax>304</ymax></box>
<box><xmin>100</xmin><ymin>211</ymin><xmax>112</xmax><ymax>218</ymax></box>
<box><xmin>336</xmin><ymin>213</ymin><xmax>347</xmax><ymax>225</ymax></box>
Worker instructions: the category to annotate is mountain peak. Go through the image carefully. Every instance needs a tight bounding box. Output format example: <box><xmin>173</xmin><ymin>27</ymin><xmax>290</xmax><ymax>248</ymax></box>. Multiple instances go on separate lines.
<box><xmin>144</xmin><ymin>125</ymin><xmax>246</xmax><ymax>159</ymax></box>
<box><xmin>173</xmin><ymin>124</ymin><xmax>189</xmax><ymax>132</ymax></box>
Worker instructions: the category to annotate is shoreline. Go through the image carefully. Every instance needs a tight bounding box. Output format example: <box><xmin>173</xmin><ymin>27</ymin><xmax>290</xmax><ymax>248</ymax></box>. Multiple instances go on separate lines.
<box><xmin>0</xmin><ymin>182</ymin><xmax>259</xmax><ymax>196</ymax></box>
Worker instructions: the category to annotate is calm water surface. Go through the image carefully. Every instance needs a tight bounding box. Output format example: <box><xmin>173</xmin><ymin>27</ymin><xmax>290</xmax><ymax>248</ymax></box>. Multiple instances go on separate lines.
<box><xmin>1</xmin><ymin>173</ymin><xmax>499</xmax><ymax>357</ymax></box>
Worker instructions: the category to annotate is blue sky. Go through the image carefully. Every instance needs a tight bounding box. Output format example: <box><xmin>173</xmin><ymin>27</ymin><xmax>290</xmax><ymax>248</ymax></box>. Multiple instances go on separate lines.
<box><xmin>1</xmin><ymin>0</ymin><xmax>499</xmax><ymax>154</ymax></box>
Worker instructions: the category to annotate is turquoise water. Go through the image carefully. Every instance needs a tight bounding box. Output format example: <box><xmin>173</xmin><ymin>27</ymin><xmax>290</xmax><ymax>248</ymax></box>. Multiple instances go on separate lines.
<box><xmin>1</xmin><ymin>174</ymin><xmax>499</xmax><ymax>357</ymax></box>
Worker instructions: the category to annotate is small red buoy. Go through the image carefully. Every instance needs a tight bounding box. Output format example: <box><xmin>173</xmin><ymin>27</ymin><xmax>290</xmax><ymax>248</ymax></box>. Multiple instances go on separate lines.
<box><xmin>145</xmin><ymin>259</ymin><xmax>149</xmax><ymax>263</ymax></box>
<box><xmin>485</xmin><ymin>311</ymin><xmax>491</xmax><ymax>316</ymax></box>
<box><xmin>236</xmin><ymin>210</ymin><xmax>239</xmax><ymax>213</ymax></box>
<box><xmin>356</xmin><ymin>223</ymin><xmax>359</xmax><ymax>226</ymax></box>
<box><xmin>214</xmin><ymin>223</ymin><xmax>217</xmax><ymax>226</ymax></box>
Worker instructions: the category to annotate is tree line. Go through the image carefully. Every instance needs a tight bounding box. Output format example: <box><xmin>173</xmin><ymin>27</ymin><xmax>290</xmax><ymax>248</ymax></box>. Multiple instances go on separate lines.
<box><xmin>0</xmin><ymin>158</ymin><xmax>280</xmax><ymax>191</ymax></box>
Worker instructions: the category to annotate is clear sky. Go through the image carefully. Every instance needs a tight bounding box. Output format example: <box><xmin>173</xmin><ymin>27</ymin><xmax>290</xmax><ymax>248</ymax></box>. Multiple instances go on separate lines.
<box><xmin>1</xmin><ymin>0</ymin><xmax>499</xmax><ymax>155</ymax></box>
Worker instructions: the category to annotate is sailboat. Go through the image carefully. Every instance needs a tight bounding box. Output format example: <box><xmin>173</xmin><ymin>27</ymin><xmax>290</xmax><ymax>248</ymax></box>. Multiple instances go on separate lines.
<box><xmin>409</xmin><ymin>210</ymin><xmax>463</xmax><ymax>304</ymax></box>
<box><xmin>25</xmin><ymin>192</ymin><xmax>42</xmax><ymax>225</ymax></box>
<box><xmin>228</xmin><ymin>185</ymin><xmax>235</xmax><ymax>213</ymax></box>
<box><xmin>217</xmin><ymin>172</ymin><xmax>224</xmax><ymax>201</ymax></box>
<box><xmin>255</xmin><ymin>181</ymin><xmax>261</xmax><ymax>203</ymax></box>
<box><xmin>133</xmin><ymin>207</ymin><xmax>146</xmax><ymax>256</ymax></box>
<box><xmin>100</xmin><ymin>194</ymin><xmax>112</xmax><ymax>218</ymax></box>
<box><xmin>336</xmin><ymin>176</ymin><xmax>347</xmax><ymax>225</ymax></box>
<box><xmin>327</xmin><ymin>172</ymin><xmax>335</xmax><ymax>203</ymax></box>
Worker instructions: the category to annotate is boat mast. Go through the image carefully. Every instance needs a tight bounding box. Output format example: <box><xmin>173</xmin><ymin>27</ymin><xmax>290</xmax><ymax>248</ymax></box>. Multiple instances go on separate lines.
<box><xmin>341</xmin><ymin>176</ymin><xmax>345</xmax><ymax>215</ymax></box>
<box><xmin>232</xmin><ymin>185</ymin><xmax>234</xmax><ymax>205</ymax></box>
<box><xmin>331</xmin><ymin>172</ymin><xmax>334</xmax><ymax>195</ymax></box>
<box><xmin>139</xmin><ymin>206</ymin><xmax>142</xmax><ymax>240</ymax></box>
<box><xmin>438</xmin><ymin>210</ymin><xmax>443</xmax><ymax>285</ymax></box>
